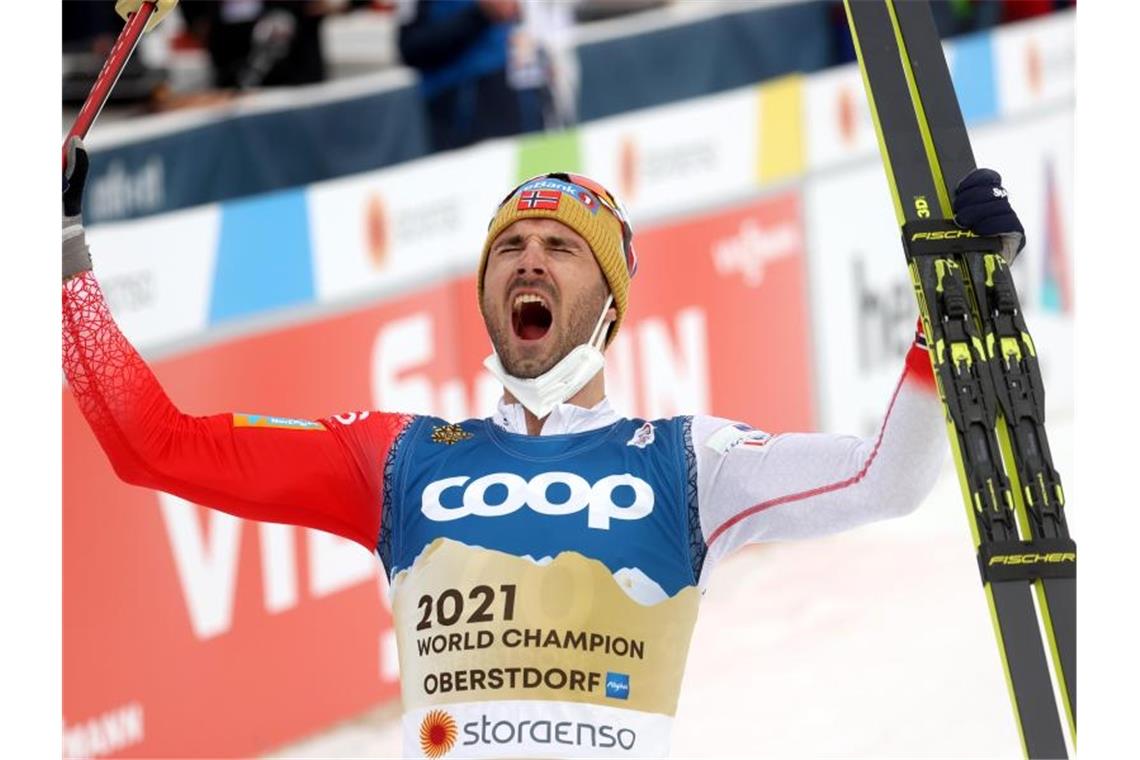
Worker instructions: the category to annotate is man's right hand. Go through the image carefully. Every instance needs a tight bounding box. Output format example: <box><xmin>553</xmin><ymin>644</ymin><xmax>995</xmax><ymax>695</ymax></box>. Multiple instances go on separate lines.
<box><xmin>63</xmin><ymin>136</ymin><xmax>92</xmax><ymax>281</ymax></box>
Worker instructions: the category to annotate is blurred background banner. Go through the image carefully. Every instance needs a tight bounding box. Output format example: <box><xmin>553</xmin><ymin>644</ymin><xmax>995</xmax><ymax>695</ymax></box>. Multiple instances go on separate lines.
<box><xmin>62</xmin><ymin>3</ymin><xmax>1074</xmax><ymax>757</ymax></box>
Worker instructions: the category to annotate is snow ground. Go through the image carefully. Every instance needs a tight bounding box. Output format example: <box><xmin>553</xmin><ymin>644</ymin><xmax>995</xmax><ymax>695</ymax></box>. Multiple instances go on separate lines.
<box><xmin>269</xmin><ymin>415</ymin><xmax>1076</xmax><ymax>759</ymax></box>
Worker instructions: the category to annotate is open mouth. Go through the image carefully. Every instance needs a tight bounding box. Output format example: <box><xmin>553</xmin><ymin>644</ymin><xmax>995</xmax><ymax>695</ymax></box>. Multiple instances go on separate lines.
<box><xmin>511</xmin><ymin>293</ymin><xmax>553</xmax><ymax>341</ymax></box>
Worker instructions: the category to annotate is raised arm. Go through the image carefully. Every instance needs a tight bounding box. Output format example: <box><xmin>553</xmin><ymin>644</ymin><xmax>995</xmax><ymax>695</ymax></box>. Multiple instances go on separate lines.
<box><xmin>692</xmin><ymin>165</ymin><xmax>1031</xmax><ymax>582</ymax></box>
<box><xmin>62</xmin><ymin>138</ymin><xmax>413</xmax><ymax>551</ymax></box>
<box><xmin>693</xmin><ymin>330</ymin><xmax>947</xmax><ymax>580</ymax></box>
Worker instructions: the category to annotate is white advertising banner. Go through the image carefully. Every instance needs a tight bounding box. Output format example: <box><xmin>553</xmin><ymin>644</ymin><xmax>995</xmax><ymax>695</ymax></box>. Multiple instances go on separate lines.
<box><xmin>803</xmin><ymin>162</ymin><xmax>903</xmax><ymax>436</ymax></box>
<box><xmin>803</xmin><ymin>40</ymin><xmax>996</xmax><ymax>173</ymax></box>
<box><xmin>308</xmin><ymin>142</ymin><xmax>516</xmax><ymax>303</ymax></box>
<box><xmin>994</xmin><ymin>10</ymin><xmax>1075</xmax><ymax>119</ymax></box>
<box><xmin>578</xmin><ymin>88</ymin><xmax>758</xmax><ymax>224</ymax></box>
<box><xmin>85</xmin><ymin>205</ymin><xmax>220</xmax><ymax>351</ymax></box>
<box><xmin>804</xmin><ymin>62</ymin><xmax>878</xmax><ymax>172</ymax></box>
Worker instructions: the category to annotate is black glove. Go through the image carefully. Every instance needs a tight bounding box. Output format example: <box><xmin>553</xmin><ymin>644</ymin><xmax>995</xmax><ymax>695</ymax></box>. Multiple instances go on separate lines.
<box><xmin>63</xmin><ymin>136</ymin><xmax>92</xmax><ymax>281</ymax></box>
<box><xmin>952</xmin><ymin>168</ymin><xmax>1025</xmax><ymax>263</ymax></box>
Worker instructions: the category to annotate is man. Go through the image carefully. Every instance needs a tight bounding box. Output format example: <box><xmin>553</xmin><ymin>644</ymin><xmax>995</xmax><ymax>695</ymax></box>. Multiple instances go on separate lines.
<box><xmin>398</xmin><ymin>0</ymin><xmax>547</xmax><ymax>152</ymax></box>
<box><xmin>62</xmin><ymin>138</ymin><xmax>1024</xmax><ymax>758</ymax></box>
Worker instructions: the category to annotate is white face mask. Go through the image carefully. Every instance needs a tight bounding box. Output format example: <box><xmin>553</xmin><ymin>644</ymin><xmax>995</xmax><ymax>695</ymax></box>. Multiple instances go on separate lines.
<box><xmin>483</xmin><ymin>295</ymin><xmax>613</xmax><ymax>420</ymax></box>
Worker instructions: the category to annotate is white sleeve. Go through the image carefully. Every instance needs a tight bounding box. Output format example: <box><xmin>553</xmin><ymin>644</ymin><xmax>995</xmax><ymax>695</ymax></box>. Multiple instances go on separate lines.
<box><xmin>693</xmin><ymin>350</ymin><xmax>947</xmax><ymax>585</ymax></box>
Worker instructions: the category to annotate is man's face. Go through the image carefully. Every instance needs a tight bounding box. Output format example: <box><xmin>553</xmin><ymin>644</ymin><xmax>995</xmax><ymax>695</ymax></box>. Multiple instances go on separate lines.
<box><xmin>481</xmin><ymin>218</ymin><xmax>612</xmax><ymax>378</ymax></box>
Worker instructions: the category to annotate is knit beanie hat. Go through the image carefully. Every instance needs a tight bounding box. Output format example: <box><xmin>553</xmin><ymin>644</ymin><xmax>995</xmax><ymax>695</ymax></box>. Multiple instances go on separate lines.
<box><xmin>477</xmin><ymin>173</ymin><xmax>637</xmax><ymax>345</ymax></box>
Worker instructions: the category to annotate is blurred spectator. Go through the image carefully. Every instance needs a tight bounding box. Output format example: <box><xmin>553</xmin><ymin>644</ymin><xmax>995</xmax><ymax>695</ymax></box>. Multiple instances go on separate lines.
<box><xmin>63</xmin><ymin>1</ymin><xmax>168</xmax><ymax>107</ymax></box>
<box><xmin>178</xmin><ymin>1</ymin><xmax>336</xmax><ymax>89</ymax></box>
<box><xmin>62</xmin><ymin>2</ymin><xmax>121</xmax><ymax>53</ymax></box>
<box><xmin>397</xmin><ymin>0</ymin><xmax>579</xmax><ymax>153</ymax></box>
<box><xmin>513</xmin><ymin>0</ymin><xmax>579</xmax><ymax>131</ymax></box>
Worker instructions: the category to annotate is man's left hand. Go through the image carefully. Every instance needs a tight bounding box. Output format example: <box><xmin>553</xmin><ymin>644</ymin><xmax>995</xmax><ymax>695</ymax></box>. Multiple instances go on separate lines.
<box><xmin>952</xmin><ymin>167</ymin><xmax>1025</xmax><ymax>263</ymax></box>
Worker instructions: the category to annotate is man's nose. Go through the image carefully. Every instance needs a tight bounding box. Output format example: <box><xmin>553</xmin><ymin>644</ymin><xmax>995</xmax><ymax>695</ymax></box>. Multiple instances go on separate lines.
<box><xmin>516</xmin><ymin>238</ymin><xmax>548</xmax><ymax>275</ymax></box>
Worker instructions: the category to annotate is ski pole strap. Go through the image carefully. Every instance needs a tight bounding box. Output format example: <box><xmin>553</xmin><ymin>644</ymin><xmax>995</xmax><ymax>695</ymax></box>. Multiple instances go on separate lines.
<box><xmin>977</xmin><ymin>538</ymin><xmax>1076</xmax><ymax>583</ymax></box>
<box><xmin>901</xmin><ymin>219</ymin><xmax>1003</xmax><ymax>259</ymax></box>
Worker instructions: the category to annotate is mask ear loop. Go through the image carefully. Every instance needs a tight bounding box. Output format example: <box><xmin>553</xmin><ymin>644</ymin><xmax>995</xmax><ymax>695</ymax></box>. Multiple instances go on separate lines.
<box><xmin>589</xmin><ymin>295</ymin><xmax>615</xmax><ymax>351</ymax></box>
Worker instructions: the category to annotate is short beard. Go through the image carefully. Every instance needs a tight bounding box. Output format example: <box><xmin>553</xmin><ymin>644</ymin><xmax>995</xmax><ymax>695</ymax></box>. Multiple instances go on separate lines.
<box><xmin>483</xmin><ymin>280</ymin><xmax>609</xmax><ymax>379</ymax></box>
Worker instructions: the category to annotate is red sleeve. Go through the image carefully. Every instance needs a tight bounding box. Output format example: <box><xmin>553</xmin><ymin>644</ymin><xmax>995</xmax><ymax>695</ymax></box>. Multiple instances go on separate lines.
<box><xmin>907</xmin><ymin>315</ymin><xmax>937</xmax><ymax>391</ymax></box>
<box><xmin>62</xmin><ymin>271</ymin><xmax>413</xmax><ymax>551</ymax></box>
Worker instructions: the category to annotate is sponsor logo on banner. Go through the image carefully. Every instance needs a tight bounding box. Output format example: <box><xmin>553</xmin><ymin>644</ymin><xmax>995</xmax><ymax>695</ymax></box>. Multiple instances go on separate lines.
<box><xmin>626</xmin><ymin>422</ymin><xmax>655</xmax><ymax>449</ymax></box>
<box><xmin>606</xmin><ymin>672</ymin><xmax>631</xmax><ymax>700</ymax></box>
<box><xmin>390</xmin><ymin>195</ymin><xmax>463</xmax><ymax>249</ymax></box>
<box><xmin>610</xmin><ymin>189</ymin><xmax>812</xmax><ymax>430</ymax></box>
<box><xmin>805</xmin><ymin>162</ymin><xmax>918</xmax><ymax>434</ymax></box>
<box><xmin>64</xmin><ymin>702</ymin><xmax>146</xmax><ymax>759</ymax></box>
<box><xmin>84</xmin><ymin>204</ymin><xmax>219</xmax><ymax>352</ymax></box>
<box><xmin>581</xmin><ymin>89</ymin><xmax>757</xmax><ymax>218</ymax></box>
<box><xmin>419</xmin><ymin>710</ymin><xmax>458</xmax><ymax>758</ymax></box>
<box><xmin>100</xmin><ymin>269</ymin><xmax>157</xmax><ymax>315</ymax></box>
<box><xmin>1026</xmin><ymin>40</ymin><xmax>1043</xmax><ymax>95</ymax></box>
<box><xmin>619</xmin><ymin>136</ymin><xmax>638</xmax><ymax>201</ymax></box>
<box><xmin>1039</xmin><ymin>159</ymin><xmax>1072</xmax><ymax>314</ymax></box>
<box><xmin>421</xmin><ymin>473</ymin><xmax>654</xmax><ymax>529</ymax></box>
<box><xmin>852</xmin><ymin>257</ymin><xmax>914</xmax><ymax>373</ymax></box>
<box><xmin>711</xmin><ymin>217</ymin><xmax>801</xmax><ymax>287</ymax></box>
<box><xmin>1020</xmin><ymin>29</ymin><xmax>1073</xmax><ymax>100</ymax></box>
<box><xmin>805</xmin><ymin>64</ymin><xmax>877</xmax><ymax>170</ymax></box>
<box><xmin>318</xmin><ymin>177</ymin><xmax>467</xmax><ymax>293</ymax></box>
<box><xmin>365</xmin><ymin>192</ymin><xmax>390</xmax><ymax>269</ymax></box>
<box><xmin>310</xmin><ymin>141</ymin><xmax>514</xmax><ymax>302</ymax></box>
<box><xmin>994</xmin><ymin>12</ymin><xmax>1074</xmax><ymax>117</ymax></box>
<box><xmin>88</xmin><ymin>156</ymin><xmax>165</xmax><ymax>224</ymax></box>
<box><xmin>838</xmin><ymin>85</ymin><xmax>859</xmax><ymax>146</ymax></box>
<box><xmin>623</xmin><ymin>137</ymin><xmax>718</xmax><ymax>207</ymax></box>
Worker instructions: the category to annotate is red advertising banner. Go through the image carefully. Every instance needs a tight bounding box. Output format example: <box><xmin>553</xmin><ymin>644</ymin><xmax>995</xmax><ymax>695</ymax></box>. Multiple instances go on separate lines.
<box><xmin>618</xmin><ymin>191</ymin><xmax>813</xmax><ymax>429</ymax></box>
<box><xmin>63</xmin><ymin>191</ymin><xmax>813</xmax><ymax>757</ymax></box>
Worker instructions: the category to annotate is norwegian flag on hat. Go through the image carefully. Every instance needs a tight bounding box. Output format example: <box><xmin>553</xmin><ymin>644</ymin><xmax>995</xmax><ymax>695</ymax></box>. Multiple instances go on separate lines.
<box><xmin>517</xmin><ymin>189</ymin><xmax>561</xmax><ymax>210</ymax></box>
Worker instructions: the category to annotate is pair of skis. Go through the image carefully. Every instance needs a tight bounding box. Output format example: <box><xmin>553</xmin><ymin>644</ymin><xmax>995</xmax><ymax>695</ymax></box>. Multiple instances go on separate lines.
<box><xmin>844</xmin><ymin>2</ymin><xmax>1075</xmax><ymax>757</ymax></box>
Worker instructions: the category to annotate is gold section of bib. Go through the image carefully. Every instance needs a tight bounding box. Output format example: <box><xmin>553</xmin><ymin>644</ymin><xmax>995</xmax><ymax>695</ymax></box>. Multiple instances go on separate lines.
<box><xmin>392</xmin><ymin>538</ymin><xmax>700</xmax><ymax>717</ymax></box>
